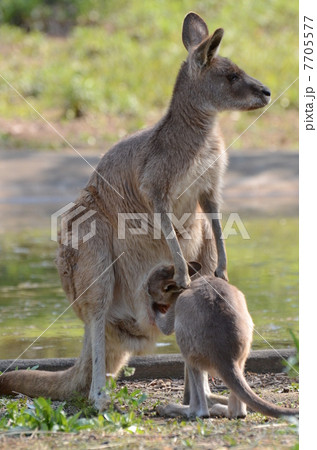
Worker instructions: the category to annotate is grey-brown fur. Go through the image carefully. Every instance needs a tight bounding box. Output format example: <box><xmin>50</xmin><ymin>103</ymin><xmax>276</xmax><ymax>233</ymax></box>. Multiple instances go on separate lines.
<box><xmin>147</xmin><ymin>263</ymin><xmax>299</xmax><ymax>419</ymax></box>
<box><xmin>0</xmin><ymin>13</ymin><xmax>270</xmax><ymax>411</ymax></box>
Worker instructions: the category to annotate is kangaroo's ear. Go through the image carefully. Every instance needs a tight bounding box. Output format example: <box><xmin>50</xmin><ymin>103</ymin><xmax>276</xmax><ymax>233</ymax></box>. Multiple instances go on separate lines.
<box><xmin>162</xmin><ymin>280</ymin><xmax>183</xmax><ymax>293</ymax></box>
<box><xmin>193</xmin><ymin>28</ymin><xmax>224</xmax><ymax>67</ymax></box>
<box><xmin>188</xmin><ymin>261</ymin><xmax>202</xmax><ymax>277</ymax></box>
<box><xmin>182</xmin><ymin>12</ymin><xmax>209</xmax><ymax>51</ymax></box>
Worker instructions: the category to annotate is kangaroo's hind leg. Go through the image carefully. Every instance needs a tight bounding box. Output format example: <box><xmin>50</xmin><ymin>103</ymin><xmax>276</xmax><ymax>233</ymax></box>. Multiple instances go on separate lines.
<box><xmin>209</xmin><ymin>361</ymin><xmax>247</xmax><ymax>418</ymax></box>
<box><xmin>56</xmin><ymin>213</ymin><xmax>118</xmax><ymax>411</ymax></box>
<box><xmin>157</xmin><ymin>365</ymin><xmax>209</xmax><ymax>418</ymax></box>
<box><xmin>85</xmin><ymin>253</ymin><xmax>117</xmax><ymax>412</ymax></box>
<box><xmin>183</xmin><ymin>367</ymin><xmax>228</xmax><ymax>406</ymax></box>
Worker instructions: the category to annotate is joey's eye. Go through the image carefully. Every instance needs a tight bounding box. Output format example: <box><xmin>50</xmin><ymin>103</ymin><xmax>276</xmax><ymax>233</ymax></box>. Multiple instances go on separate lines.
<box><xmin>164</xmin><ymin>284</ymin><xmax>176</xmax><ymax>292</ymax></box>
<box><xmin>227</xmin><ymin>73</ymin><xmax>239</xmax><ymax>82</ymax></box>
<box><xmin>163</xmin><ymin>284</ymin><xmax>183</xmax><ymax>293</ymax></box>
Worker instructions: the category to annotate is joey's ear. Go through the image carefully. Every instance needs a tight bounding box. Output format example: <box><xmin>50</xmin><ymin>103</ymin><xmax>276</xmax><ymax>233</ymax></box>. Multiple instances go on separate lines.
<box><xmin>162</xmin><ymin>280</ymin><xmax>183</xmax><ymax>293</ymax></box>
<box><xmin>193</xmin><ymin>27</ymin><xmax>224</xmax><ymax>67</ymax></box>
<box><xmin>182</xmin><ymin>12</ymin><xmax>209</xmax><ymax>51</ymax></box>
<box><xmin>188</xmin><ymin>261</ymin><xmax>202</xmax><ymax>277</ymax></box>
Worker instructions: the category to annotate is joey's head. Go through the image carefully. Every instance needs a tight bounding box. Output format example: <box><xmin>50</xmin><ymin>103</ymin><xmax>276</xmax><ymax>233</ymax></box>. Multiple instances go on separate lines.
<box><xmin>175</xmin><ymin>12</ymin><xmax>271</xmax><ymax>113</ymax></box>
<box><xmin>147</xmin><ymin>261</ymin><xmax>202</xmax><ymax>314</ymax></box>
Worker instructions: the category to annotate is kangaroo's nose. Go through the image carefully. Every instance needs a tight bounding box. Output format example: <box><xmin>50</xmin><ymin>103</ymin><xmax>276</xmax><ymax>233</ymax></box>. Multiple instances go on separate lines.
<box><xmin>262</xmin><ymin>87</ymin><xmax>271</xmax><ymax>97</ymax></box>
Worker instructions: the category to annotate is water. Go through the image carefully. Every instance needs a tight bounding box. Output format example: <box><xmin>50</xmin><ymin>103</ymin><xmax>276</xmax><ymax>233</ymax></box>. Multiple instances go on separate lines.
<box><xmin>0</xmin><ymin>217</ymin><xmax>298</xmax><ymax>360</ymax></box>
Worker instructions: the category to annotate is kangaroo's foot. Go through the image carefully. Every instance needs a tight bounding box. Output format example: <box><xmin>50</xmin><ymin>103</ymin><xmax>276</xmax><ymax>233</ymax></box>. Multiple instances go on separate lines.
<box><xmin>209</xmin><ymin>403</ymin><xmax>247</xmax><ymax>419</ymax></box>
<box><xmin>209</xmin><ymin>403</ymin><xmax>228</xmax><ymax>417</ymax></box>
<box><xmin>228</xmin><ymin>394</ymin><xmax>247</xmax><ymax>419</ymax></box>
<box><xmin>157</xmin><ymin>403</ymin><xmax>209</xmax><ymax>419</ymax></box>
<box><xmin>206</xmin><ymin>392</ymin><xmax>229</xmax><ymax>407</ymax></box>
<box><xmin>89</xmin><ymin>386</ymin><xmax>111</xmax><ymax>412</ymax></box>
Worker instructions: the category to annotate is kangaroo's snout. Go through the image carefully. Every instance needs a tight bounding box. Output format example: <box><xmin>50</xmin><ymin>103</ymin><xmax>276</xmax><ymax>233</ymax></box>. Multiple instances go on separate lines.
<box><xmin>262</xmin><ymin>86</ymin><xmax>271</xmax><ymax>97</ymax></box>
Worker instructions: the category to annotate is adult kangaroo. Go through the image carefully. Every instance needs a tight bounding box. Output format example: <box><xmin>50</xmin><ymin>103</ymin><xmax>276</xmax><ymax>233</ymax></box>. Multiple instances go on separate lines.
<box><xmin>0</xmin><ymin>12</ymin><xmax>270</xmax><ymax>411</ymax></box>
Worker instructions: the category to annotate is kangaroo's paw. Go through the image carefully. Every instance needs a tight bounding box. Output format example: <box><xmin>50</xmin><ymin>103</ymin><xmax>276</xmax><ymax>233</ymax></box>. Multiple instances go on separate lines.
<box><xmin>173</xmin><ymin>271</ymin><xmax>191</xmax><ymax>289</ymax></box>
<box><xmin>214</xmin><ymin>267</ymin><xmax>228</xmax><ymax>281</ymax></box>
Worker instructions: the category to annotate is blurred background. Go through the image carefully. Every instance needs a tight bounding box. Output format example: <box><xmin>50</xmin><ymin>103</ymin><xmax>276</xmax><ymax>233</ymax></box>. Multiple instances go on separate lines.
<box><xmin>0</xmin><ymin>0</ymin><xmax>298</xmax><ymax>150</ymax></box>
<box><xmin>0</xmin><ymin>0</ymin><xmax>298</xmax><ymax>360</ymax></box>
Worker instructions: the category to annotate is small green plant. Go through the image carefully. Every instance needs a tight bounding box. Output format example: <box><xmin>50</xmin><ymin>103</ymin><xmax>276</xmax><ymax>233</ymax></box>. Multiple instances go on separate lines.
<box><xmin>68</xmin><ymin>393</ymin><xmax>98</xmax><ymax>418</ymax></box>
<box><xmin>283</xmin><ymin>329</ymin><xmax>299</xmax><ymax>378</ymax></box>
<box><xmin>182</xmin><ymin>438</ymin><xmax>194</xmax><ymax>447</ymax></box>
<box><xmin>122</xmin><ymin>366</ymin><xmax>136</xmax><ymax>377</ymax></box>
<box><xmin>104</xmin><ymin>377</ymin><xmax>148</xmax><ymax>413</ymax></box>
<box><xmin>26</xmin><ymin>365</ymin><xmax>39</xmax><ymax>370</ymax></box>
<box><xmin>289</xmin><ymin>382</ymin><xmax>299</xmax><ymax>392</ymax></box>
<box><xmin>224</xmin><ymin>435</ymin><xmax>237</xmax><ymax>446</ymax></box>
<box><xmin>0</xmin><ymin>397</ymin><xmax>93</xmax><ymax>432</ymax></box>
<box><xmin>0</xmin><ymin>378</ymin><xmax>150</xmax><ymax>434</ymax></box>
<box><xmin>196</xmin><ymin>417</ymin><xmax>212</xmax><ymax>437</ymax></box>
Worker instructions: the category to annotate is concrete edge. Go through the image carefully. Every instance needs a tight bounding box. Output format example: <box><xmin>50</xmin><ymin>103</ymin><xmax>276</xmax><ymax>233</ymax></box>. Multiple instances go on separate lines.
<box><xmin>0</xmin><ymin>349</ymin><xmax>295</xmax><ymax>380</ymax></box>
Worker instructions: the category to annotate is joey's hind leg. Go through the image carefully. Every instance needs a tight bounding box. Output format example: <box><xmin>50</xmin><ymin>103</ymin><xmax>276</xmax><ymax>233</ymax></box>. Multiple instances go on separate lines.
<box><xmin>183</xmin><ymin>367</ymin><xmax>228</xmax><ymax>407</ymax></box>
<box><xmin>183</xmin><ymin>364</ymin><xmax>190</xmax><ymax>405</ymax></box>
<box><xmin>227</xmin><ymin>393</ymin><xmax>247</xmax><ymax>419</ymax></box>
<box><xmin>210</xmin><ymin>393</ymin><xmax>246</xmax><ymax>419</ymax></box>
<box><xmin>158</xmin><ymin>366</ymin><xmax>209</xmax><ymax>418</ymax></box>
<box><xmin>187</xmin><ymin>366</ymin><xmax>209</xmax><ymax>417</ymax></box>
<box><xmin>203</xmin><ymin>372</ymin><xmax>228</xmax><ymax>407</ymax></box>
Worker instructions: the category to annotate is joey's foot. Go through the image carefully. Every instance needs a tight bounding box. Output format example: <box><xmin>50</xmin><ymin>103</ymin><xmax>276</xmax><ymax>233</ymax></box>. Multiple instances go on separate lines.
<box><xmin>173</xmin><ymin>272</ymin><xmax>191</xmax><ymax>289</ymax></box>
<box><xmin>214</xmin><ymin>267</ymin><xmax>228</xmax><ymax>281</ymax></box>
<box><xmin>157</xmin><ymin>404</ymin><xmax>180</xmax><ymax>418</ymax></box>
<box><xmin>209</xmin><ymin>403</ymin><xmax>228</xmax><ymax>417</ymax></box>
<box><xmin>206</xmin><ymin>393</ymin><xmax>228</xmax><ymax>407</ymax></box>
<box><xmin>157</xmin><ymin>403</ymin><xmax>209</xmax><ymax>419</ymax></box>
<box><xmin>157</xmin><ymin>403</ymin><xmax>190</xmax><ymax>418</ymax></box>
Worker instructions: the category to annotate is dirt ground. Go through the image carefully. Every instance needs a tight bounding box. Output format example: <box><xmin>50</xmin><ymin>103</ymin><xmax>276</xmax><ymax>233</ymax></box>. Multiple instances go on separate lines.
<box><xmin>0</xmin><ymin>372</ymin><xmax>299</xmax><ymax>449</ymax></box>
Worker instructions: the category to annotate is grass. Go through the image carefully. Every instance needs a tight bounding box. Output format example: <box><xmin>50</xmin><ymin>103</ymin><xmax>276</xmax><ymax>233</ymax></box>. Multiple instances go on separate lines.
<box><xmin>0</xmin><ymin>0</ymin><xmax>298</xmax><ymax>150</ymax></box>
<box><xmin>0</xmin><ymin>375</ymin><xmax>299</xmax><ymax>448</ymax></box>
<box><xmin>0</xmin><ymin>377</ymin><xmax>151</xmax><ymax>434</ymax></box>
<box><xmin>283</xmin><ymin>330</ymin><xmax>299</xmax><ymax>378</ymax></box>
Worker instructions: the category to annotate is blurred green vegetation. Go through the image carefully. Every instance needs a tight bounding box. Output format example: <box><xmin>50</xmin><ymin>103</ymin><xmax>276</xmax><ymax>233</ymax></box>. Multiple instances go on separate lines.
<box><xmin>0</xmin><ymin>0</ymin><xmax>298</xmax><ymax>149</ymax></box>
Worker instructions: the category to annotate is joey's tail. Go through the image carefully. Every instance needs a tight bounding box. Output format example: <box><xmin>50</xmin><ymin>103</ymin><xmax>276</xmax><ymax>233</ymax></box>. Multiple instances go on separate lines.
<box><xmin>220</xmin><ymin>364</ymin><xmax>298</xmax><ymax>418</ymax></box>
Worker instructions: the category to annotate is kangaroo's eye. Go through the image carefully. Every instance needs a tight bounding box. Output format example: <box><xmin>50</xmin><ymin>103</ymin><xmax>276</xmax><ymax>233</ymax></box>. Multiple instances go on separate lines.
<box><xmin>164</xmin><ymin>283</ymin><xmax>176</xmax><ymax>292</ymax></box>
<box><xmin>227</xmin><ymin>73</ymin><xmax>239</xmax><ymax>83</ymax></box>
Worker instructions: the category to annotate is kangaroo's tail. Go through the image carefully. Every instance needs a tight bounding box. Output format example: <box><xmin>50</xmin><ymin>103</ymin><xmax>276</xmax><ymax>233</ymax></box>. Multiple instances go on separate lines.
<box><xmin>220</xmin><ymin>364</ymin><xmax>298</xmax><ymax>418</ymax></box>
<box><xmin>0</xmin><ymin>330</ymin><xmax>92</xmax><ymax>400</ymax></box>
<box><xmin>0</xmin><ymin>360</ymin><xmax>90</xmax><ymax>400</ymax></box>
